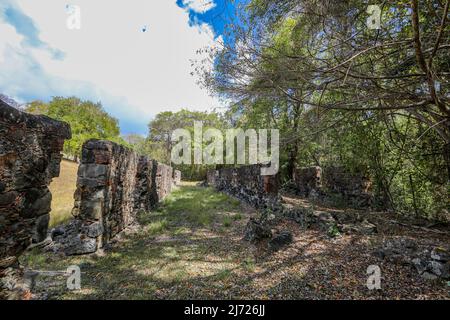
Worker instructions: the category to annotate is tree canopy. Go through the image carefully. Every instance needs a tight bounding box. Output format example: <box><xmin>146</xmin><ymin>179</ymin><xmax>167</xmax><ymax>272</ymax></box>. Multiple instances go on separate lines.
<box><xmin>26</xmin><ymin>97</ymin><xmax>123</xmax><ymax>158</ymax></box>
<box><xmin>196</xmin><ymin>0</ymin><xmax>449</xmax><ymax>219</ymax></box>
<box><xmin>145</xmin><ymin>109</ymin><xmax>225</xmax><ymax>180</ymax></box>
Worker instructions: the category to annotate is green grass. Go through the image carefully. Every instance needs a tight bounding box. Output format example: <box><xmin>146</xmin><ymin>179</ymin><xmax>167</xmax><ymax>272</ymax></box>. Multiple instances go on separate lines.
<box><xmin>214</xmin><ymin>268</ymin><xmax>233</xmax><ymax>281</ymax></box>
<box><xmin>146</xmin><ymin>219</ymin><xmax>168</xmax><ymax>235</ymax></box>
<box><xmin>48</xmin><ymin>159</ymin><xmax>78</xmax><ymax>227</ymax></box>
<box><xmin>143</xmin><ymin>186</ymin><xmax>241</xmax><ymax>228</ymax></box>
<box><xmin>20</xmin><ymin>184</ymin><xmax>252</xmax><ymax>300</ymax></box>
<box><xmin>233</xmin><ymin>213</ymin><xmax>243</xmax><ymax>221</ymax></box>
<box><xmin>223</xmin><ymin>215</ymin><xmax>232</xmax><ymax>227</ymax></box>
<box><xmin>241</xmin><ymin>257</ymin><xmax>256</xmax><ymax>272</ymax></box>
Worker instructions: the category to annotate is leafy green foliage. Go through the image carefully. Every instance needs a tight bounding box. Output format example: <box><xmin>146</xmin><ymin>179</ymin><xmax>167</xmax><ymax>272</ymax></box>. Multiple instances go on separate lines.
<box><xmin>26</xmin><ymin>97</ymin><xmax>124</xmax><ymax>157</ymax></box>
<box><xmin>202</xmin><ymin>0</ymin><xmax>450</xmax><ymax>220</ymax></box>
<box><xmin>327</xmin><ymin>223</ymin><xmax>341</xmax><ymax>238</ymax></box>
<box><xmin>143</xmin><ymin>109</ymin><xmax>226</xmax><ymax>180</ymax></box>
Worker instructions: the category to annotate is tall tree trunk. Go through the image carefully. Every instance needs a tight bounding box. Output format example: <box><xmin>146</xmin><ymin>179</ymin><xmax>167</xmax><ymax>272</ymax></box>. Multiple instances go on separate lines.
<box><xmin>286</xmin><ymin>100</ymin><xmax>302</xmax><ymax>180</ymax></box>
<box><xmin>287</xmin><ymin>144</ymin><xmax>298</xmax><ymax>180</ymax></box>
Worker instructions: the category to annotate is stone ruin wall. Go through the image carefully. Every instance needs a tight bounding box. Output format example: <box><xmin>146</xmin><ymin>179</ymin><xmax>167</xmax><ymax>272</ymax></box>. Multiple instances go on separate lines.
<box><xmin>0</xmin><ymin>101</ymin><xmax>176</xmax><ymax>297</ymax></box>
<box><xmin>62</xmin><ymin>139</ymin><xmax>174</xmax><ymax>255</ymax></box>
<box><xmin>206</xmin><ymin>169</ymin><xmax>216</xmax><ymax>186</ymax></box>
<box><xmin>207</xmin><ymin>164</ymin><xmax>280</xmax><ymax>210</ymax></box>
<box><xmin>0</xmin><ymin>101</ymin><xmax>71</xmax><ymax>298</ymax></box>
<box><xmin>208</xmin><ymin>164</ymin><xmax>373</xmax><ymax>210</ymax></box>
<box><xmin>294</xmin><ymin>166</ymin><xmax>373</xmax><ymax>208</ymax></box>
<box><xmin>292</xmin><ymin>166</ymin><xmax>322</xmax><ymax>196</ymax></box>
<box><xmin>154</xmin><ymin>162</ymin><xmax>173</xmax><ymax>201</ymax></box>
<box><xmin>173</xmin><ymin>170</ymin><xmax>181</xmax><ymax>186</ymax></box>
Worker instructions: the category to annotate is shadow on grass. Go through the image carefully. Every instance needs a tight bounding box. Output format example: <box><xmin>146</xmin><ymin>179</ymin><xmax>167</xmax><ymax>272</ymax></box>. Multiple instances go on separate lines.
<box><xmin>23</xmin><ymin>185</ymin><xmax>446</xmax><ymax>300</ymax></box>
<box><xmin>21</xmin><ymin>185</ymin><xmax>252</xmax><ymax>299</ymax></box>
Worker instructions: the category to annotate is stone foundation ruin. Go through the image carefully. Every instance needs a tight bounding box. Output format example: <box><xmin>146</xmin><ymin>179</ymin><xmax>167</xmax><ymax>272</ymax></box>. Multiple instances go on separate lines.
<box><xmin>59</xmin><ymin>139</ymin><xmax>174</xmax><ymax>255</ymax></box>
<box><xmin>207</xmin><ymin>164</ymin><xmax>372</xmax><ymax>210</ymax></box>
<box><xmin>207</xmin><ymin>164</ymin><xmax>280</xmax><ymax>210</ymax></box>
<box><xmin>0</xmin><ymin>103</ymin><xmax>177</xmax><ymax>297</ymax></box>
<box><xmin>0</xmin><ymin>101</ymin><xmax>71</xmax><ymax>299</ymax></box>
<box><xmin>173</xmin><ymin>170</ymin><xmax>181</xmax><ymax>186</ymax></box>
<box><xmin>293</xmin><ymin>166</ymin><xmax>373</xmax><ymax>208</ymax></box>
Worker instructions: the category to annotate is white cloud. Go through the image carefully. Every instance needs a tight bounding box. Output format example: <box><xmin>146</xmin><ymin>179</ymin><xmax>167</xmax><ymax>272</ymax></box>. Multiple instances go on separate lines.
<box><xmin>182</xmin><ymin>0</ymin><xmax>216</xmax><ymax>14</ymax></box>
<box><xmin>0</xmin><ymin>0</ymin><xmax>223</xmax><ymax>134</ymax></box>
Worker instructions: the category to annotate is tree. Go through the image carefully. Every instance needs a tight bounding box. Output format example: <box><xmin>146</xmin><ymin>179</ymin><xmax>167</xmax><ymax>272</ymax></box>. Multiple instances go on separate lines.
<box><xmin>202</xmin><ymin>0</ymin><xmax>449</xmax><ymax>143</ymax></box>
<box><xmin>26</xmin><ymin>97</ymin><xmax>123</xmax><ymax>158</ymax></box>
<box><xmin>198</xmin><ymin>0</ymin><xmax>449</xmax><ymax>219</ymax></box>
<box><xmin>146</xmin><ymin>109</ymin><xmax>225</xmax><ymax>180</ymax></box>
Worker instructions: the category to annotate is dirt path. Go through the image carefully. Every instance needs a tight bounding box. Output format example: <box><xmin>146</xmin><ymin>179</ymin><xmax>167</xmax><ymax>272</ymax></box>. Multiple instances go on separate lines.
<box><xmin>21</xmin><ymin>184</ymin><xmax>449</xmax><ymax>300</ymax></box>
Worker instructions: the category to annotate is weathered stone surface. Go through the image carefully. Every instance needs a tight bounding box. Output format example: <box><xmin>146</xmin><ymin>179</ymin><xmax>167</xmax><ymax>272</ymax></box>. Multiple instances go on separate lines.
<box><xmin>206</xmin><ymin>170</ymin><xmax>217</xmax><ymax>186</ymax></box>
<box><xmin>50</xmin><ymin>226</ymin><xmax>65</xmax><ymax>240</ymax></box>
<box><xmin>340</xmin><ymin>219</ymin><xmax>377</xmax><ymax>235</ymax></box>
<box><xmin>80</xmin><ymin>200</ymin><xmax>103</xmax><ymax>220</ymax></box>
<box><xmin>268</xmin><ymin>230</ymin><xmax>293</xmax><ymax>251</ymax></box>
<box><xmin>293</xmin><ymin>166</ymin><xmax>373</xmax><ymax>208</ymax></box>
<box><xmin>76</xmin><ymin>177</ymin><xmax>107</xmax><ymax>188</ymax></box>
<box><xmin>293</xmin><ymin>166</ymin><xmax>322</xmax><ymax>196</ymax></box>
<box><xmin>63</xmin><ymin>235</ymin><xmax>97</xmax><ymax>256</ymax></box>
<box><xmin>431</xmin><ymin>247</ymin><xmax>450</xmax><ymax>262</ymax></box>
<box><xmin>135</xmin><ymin>156</ymin><xmax>154</xmax><ymax>211</ymax></box>
<box><xmin>420</xmin><ymin>271</ymin><xmax>438</xmax><ymax>280</ymax></box>
<box><xmin>442</xmin><ymin>262</ymin><xmax>450</xmax><ymax>279</ymax></box>
<box><xmin>243</xmin><ymin>218</ymin><xmax>272</xmax><ymax>242</ymax></box>
<box><xmin>0</xmin><ymin>99</ymin><xmax>71</xmax><ymax>299</ymax></box>
<box><xmin>173</xmin><ymin>170</ymin><xmax>181</xmax><ymax>186</ymax></box>
<box><xmin>312</xmin><ymin>210</ymin><xmax>336</xmax><ymax>231</ymax></box>
<box><xmin>374</xmin><ymin>238</ymin><xmax>450</xmax><ymax>280</ymax></box>
<box><xmin>77</xmin><ymin>164</ymin><xmax>108</xmax><ymax>178</ymax></box>
<box><xmin>31</xmin><ymin>214</ymin><xmax>50</xmax><ymax>243</ymax></box>
<box><xmin>81</xmin><ymin>222</ymin><xmax>104</xmax><ymax>238</ymax></box>
<box><xmin>0</xmin><ymin>191</ymin><xmax>17</xmax><ymax>206</ymax></box>
<box><xmin>207</xmin><ymin>164</ymin><xmax>280</xmax><ymax>210</ymax></box>
<box><xmin>153</xmin><ymin>161</ymin><xmax>173</xmax><ymax>202</ymax></box>
<box><xmin>66</xmin><ymin>139</ymin><xmax>174</xmax><ymax>255</ymax></box>
<box><xmin>282</xmin><ymin>206</ymin><xmax>315</xmax><ymax>227</ymax></box>
<box><xmin>49</xmin><ymin>219</ymin><xmax>95</xmax><ymax>255</ymax></box>
<box><xmin>0</xmin><ymin>266</ymin><xmax>31</xmax><ymax>300</ymax></box>
<box><xmin>282</xmin><ymin>205</ymin><xmax>378</xmax><ymax>236</ymax></box>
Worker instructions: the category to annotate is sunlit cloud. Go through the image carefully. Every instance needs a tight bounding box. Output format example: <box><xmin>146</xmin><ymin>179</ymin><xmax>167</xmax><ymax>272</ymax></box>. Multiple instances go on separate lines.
<box><xmin>0</xmin><ymin>0</ymin><xmax>223</xmax><ymax>134</ymax></box>
<box><xmin>182</xmin><ymin>0</ymin><xmax>216</xmax><ymax>14</ymax></box>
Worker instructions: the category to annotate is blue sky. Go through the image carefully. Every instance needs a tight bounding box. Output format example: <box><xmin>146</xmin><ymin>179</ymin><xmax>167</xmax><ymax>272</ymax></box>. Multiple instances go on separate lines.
<box><xmin>0</xmin><ymin>0</ymin><xmax>242</xmax><ymax>135</ymax></box>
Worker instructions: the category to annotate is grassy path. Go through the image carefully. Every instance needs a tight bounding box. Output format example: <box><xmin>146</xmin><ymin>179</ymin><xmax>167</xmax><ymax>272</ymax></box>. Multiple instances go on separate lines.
<box><xmin>21</xmin><ymin>183</ymin><xmax>449</xmax><ymax>300</ymax></box>
<box><xmin>22</xmin><ymin>184</ymin><xmax>260</xmax><ymax>299</ymax></box>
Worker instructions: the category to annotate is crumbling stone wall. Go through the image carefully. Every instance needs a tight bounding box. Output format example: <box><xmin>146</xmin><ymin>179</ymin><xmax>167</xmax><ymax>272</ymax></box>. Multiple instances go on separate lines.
<box><xmin>294</xmin><ymin>166</ymin><xmax>373</xmax><ymax>207</ymax></box>
<box><xmin>293</xmin><ymin>166</ymin><xmax>322</xmax><ymax>196</ymax></box>
<box><xmin>173</xmin><ymin>170</ymin><xmax>181</xmax><ymax>186</ymax></box>
<box><xmin>61</xmin><ymin>139</ymin><xmax>174</xmax><ymax>255</ymax></box>
<box><xmin>135</xmin><ymin>156</ymin><xmax>155</xmax><ymax>212</ymax></box>
<box><xmin>206</xmin><ymin>169</ymin><xmax>217</xmax><ymax>186</ymax></box>
<box><xmin>0</xmin><ymin>100</ymin><xmax>71</xmax><ymax>298</ymax></box>
<box><xmin>374</xmin><ymin>238</ymin><xmax>449</xmax><ymax>280</ymax></box>
<box><xmin>154</xmin><ymin>162</ymin><xmax>173</xmax><ymax>201</ymax></box>
<box><xmin>207</xmin><ymin>164</ymin><xmax>279</xmax><ymax>210</ymax></box>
